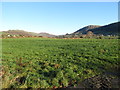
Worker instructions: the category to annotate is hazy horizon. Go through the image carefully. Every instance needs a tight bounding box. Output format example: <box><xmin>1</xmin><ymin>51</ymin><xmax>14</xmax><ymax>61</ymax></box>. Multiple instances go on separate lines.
<box><xmin>1</xmin><ymin>2</ymin><xmax>118</xmax><ymax>35</ymax></box>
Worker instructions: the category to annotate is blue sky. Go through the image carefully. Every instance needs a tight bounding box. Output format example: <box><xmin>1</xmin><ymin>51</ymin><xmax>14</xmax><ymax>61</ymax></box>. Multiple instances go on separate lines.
<box><xmin>2</xmin><ymin>2</ymin><xmax>118</xmax><ymax>35</ymax></box>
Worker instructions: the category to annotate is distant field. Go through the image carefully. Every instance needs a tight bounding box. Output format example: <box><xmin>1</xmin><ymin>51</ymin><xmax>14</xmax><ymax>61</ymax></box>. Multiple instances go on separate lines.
<box><xmin>2</xmin><ymin>38</ymin><xmax>119</xmax><ymax>88</ymax></box>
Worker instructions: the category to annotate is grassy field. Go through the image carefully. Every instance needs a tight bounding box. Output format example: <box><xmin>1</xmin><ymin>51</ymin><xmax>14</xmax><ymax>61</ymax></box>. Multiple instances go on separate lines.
<box><xmin>2</xmin><ymin>38</ymin><xmax>119</xmax><ymax>88</ymax></box>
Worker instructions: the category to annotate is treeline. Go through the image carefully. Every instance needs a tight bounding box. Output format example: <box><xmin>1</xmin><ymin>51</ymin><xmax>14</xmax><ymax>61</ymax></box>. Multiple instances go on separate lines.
<box><xmin>1</xmin><ymin>31</ymin><xmax>119</xmax><ymax>39</ymax></box>
<box><xmin>57</xmin><ymin>31</ymin><xmax>119</xmax><ymax>39</ymax></box>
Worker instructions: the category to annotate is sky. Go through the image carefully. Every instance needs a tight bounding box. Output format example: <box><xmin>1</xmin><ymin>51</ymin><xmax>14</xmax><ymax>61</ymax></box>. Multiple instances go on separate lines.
<box><xmin>1</xmin><ymin>2</ymin><xmax>118</xmax><ymax>35</ymax></box>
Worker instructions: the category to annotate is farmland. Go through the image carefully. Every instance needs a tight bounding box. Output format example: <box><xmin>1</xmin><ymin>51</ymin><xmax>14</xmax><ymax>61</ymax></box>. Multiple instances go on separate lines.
<box><xmin>1</xmin><ymin>38</ymin><xmax>119</xmax><ymax>88</ymax></box>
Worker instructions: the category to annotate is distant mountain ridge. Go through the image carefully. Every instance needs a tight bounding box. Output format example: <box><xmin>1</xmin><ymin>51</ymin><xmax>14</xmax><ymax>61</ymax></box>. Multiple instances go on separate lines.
<box><xmin>1</xmin><ymin>22</ymin><xmax>119</xmax><ymax>38</ymax></box>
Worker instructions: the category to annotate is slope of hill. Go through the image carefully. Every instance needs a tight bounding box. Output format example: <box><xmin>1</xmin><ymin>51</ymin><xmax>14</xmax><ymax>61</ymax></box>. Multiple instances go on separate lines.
<box><xmin>73</xmin><ymin>22</ymin><xmax>120</xmax><ymax>35</ymax></box>
<box><xmin>87</xmin><ymin>22</ymin><xmax>120</xmax><ymax>35</ymax></box>
<box><xmin>1</xmin><ymin>30</ymin><xmax>57</xmax><ymax>38</ymax></box>
<box><xmin>2</xmin><ymin>30</ymin><xmax>39</xmax><ymax>37</ymax></box>
<box><xmin>74</xmin><ymin>25</ymin><xmax>101</xmax><ymax>34</ymax></box>
<box><xmin>38</xmin><ymin>32</ymin><xmax>56</xmax><ymax>38</ymax></box>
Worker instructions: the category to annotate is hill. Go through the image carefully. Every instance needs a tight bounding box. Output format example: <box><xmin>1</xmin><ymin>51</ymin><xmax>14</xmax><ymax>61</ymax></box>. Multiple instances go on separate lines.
<box><xmin>73</xmin><ymin>22</ymin><xmax>120</xmax><ymax>35</ymax></box>
<box><xmin>87</xmin><ymin>22</ymin><xmax>120</xmax><ymax>35</ymax></box>
<box><xmin>73</xmin><ymin>25</ymin><xmax>101</xmax><ymax>34</ymax></box>
<box><xmin>2</xmin><ymin>30</ymin><xmax>39</xmax><ymax>37</ymax></box>
<box><xmin>1</xmin><ymin>30</ymin><xmax>56</xmax><ymax>38</ymax></box>
<box><xmin>38</xmin><ymin>32</ymin><xmax>56</xmax><ymax>38</ymax></box>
